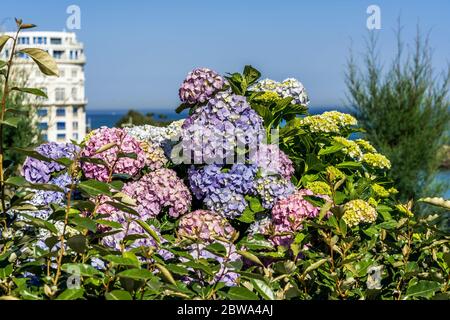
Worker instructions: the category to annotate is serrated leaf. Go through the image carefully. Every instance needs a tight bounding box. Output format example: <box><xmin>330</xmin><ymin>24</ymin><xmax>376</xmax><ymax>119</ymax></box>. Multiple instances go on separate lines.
<box><xmin>11</xmin><ymin>87</ymin><xmax>48</xmax><ymax>98</ymax></box>
<box><xmin>251</xmin><ymin>279</ymin><xmax>275</xmax><ymax>300</ymax></box>
<box><xmin>56</xmin><ymin>288</ymin><xmax>84</xmax><ymax>300</ymax></box>
<box><xmin>227</xmin><ymin>287</ymin><xmax>258</xmax><ymax>300</ymax></box>
<box><xmin>405</xmin><ymin>280</ymin><xmax>441</xmax><ymax>299</ymax></box>
<box><xmin>18</xmin><ymin>48</ymin><xmax>59</xmax><ymax>76</ymax></box>
<box><xmin>105</xmin><ymin>290</ymin><xmax>132</xmax><ymax>300</ymax></box>
<box><xmin>155</xmin><ymin>263</ymin><xmax>176</xmax><ymax>285</ymax></box>
<box><xmin>117</xmin><ymin>268</ymin><xmax>155</xmax><ymax>280</ymax></box>
<box><xmin>78</xmin><ymin>180</ymin><xmax>111</xmax><ymax>196</ymax></box>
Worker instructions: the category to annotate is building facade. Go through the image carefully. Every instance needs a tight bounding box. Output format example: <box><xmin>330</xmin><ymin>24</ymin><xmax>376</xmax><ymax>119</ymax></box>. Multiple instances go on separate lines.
<box><xmin>1</xmin><ymin>31</ymin><xmax>87</xmax><ymax>142</ymax></box>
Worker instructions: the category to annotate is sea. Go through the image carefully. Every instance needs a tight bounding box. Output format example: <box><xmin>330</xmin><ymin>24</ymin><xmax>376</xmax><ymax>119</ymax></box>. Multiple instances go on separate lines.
<box><xmin>86</xmin><ymin>106</ymin><xmax>449</xmax><ymax>198</ymax></box>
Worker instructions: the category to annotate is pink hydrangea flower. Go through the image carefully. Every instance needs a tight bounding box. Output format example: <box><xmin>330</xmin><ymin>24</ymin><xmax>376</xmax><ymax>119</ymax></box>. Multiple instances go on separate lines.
<box><xmin>178</xmin><ymin>210</ymin><xmax>235</xmax><ymax>242</ymax></box>
<box><xmin>123</xmin><ymin>168</ymin><xmax>192</xmax><ymax>219</ymax></box>
<box><xmin>81</xmin><ymin>127</ymin><xmax>146</xmax><ymax>182</ymax></box>
<box><xmin>271</xmin><ymin>189</ymin><xmax>331</xmax><ymax>246</ymax></box>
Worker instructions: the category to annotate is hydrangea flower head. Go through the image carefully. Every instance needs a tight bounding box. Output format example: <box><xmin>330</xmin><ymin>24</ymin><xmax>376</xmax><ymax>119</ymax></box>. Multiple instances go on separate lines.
<box><xmin>251</xmin><ymin>78</ymin><xmax>309</xmax><ymax>106</ymax></box>
<box><xmin>179</xmin><ymin>67</ymin><xmax>226</xmax><ymax>104</ymax></box>
<box><xmin>299</xmin><ymin>111</ymin><xmax>357</xmax><ymax>133</ymax></box>
<box><xmin>305</xmin><ymin>181</ymin><xmax>332</xmax><ymax>196</ymax></box>
<box><xmin>342</xmin><ymin>199</ymin><xmax>377</xmax><ymax>227</ymax></box>
<box><xmin>332</xmin><ymin>137</ymin><xmax>363</xmax><ymax>159</ymax></box>
<box><xmin>362</xmin><ymin>153</ymin><xmax>391</xmax><ymax>170</ymax></box>
<box><xmin>181</xmin><ymin>91</ymin><xmax>264</xmax><ymax>164</ymax></box>
<box><xmin>271</xmin><ymin>189</ymin><xmax>330</xmax><ymax>246</ymax></box>
<box><xmin>22</xmin><ymin>142</ymin><xmax>79</xmax><ymax>183</ymax></box>
<box><xmin>123</xmin><ymin>168</ymin><xmax>191</xmax><ymax>219</ymax></box>
<box><xmin>178</xmin><ymin>210</ymin><xmax>235</xmax><ymax>242</ymax></box>
<box><xmin>250</xmin><ymin>144</ymin><xmax>294</xmax><ymax>179</ymax></box>
<box><xmin>255</xmin><ymin>175</ymin><xmax>295</xmax><ymax>209</ymax></box>
<box><xmin>80</xmin><ymin>127</ymin><xmax>146</xmax><ymax>181</ymax></box>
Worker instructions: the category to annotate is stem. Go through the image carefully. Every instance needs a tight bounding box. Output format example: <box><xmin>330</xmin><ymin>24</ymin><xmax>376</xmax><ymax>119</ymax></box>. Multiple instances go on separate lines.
<box><xmin>0</xmin><ymin>28</ymin><xmax>20</xmax><ymax>217</ymax></box>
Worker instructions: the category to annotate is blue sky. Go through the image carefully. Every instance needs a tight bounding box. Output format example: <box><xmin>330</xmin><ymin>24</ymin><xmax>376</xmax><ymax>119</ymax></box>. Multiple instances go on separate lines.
<box><xmin>1</xmin><ymin>0</ymin><xmax>449</xmax><ymax>111</ymax></box>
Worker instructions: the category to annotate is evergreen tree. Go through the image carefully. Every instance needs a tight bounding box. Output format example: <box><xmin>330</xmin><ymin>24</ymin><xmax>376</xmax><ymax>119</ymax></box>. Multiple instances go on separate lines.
<box><xmin>346</xmin><ymin>28</ymin><xmax>450</xmax><ymax>202</ymax></box>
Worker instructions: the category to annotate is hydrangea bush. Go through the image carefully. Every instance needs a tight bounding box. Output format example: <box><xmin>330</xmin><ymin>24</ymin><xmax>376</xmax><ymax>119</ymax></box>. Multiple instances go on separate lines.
<box><xmin>1</xmin><ymin>40</ymin><xmax>449</xmax><ymax>302</ymax></box>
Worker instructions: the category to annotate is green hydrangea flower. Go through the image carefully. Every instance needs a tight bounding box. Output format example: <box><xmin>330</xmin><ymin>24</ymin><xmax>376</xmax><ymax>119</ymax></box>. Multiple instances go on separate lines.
<box><xmin>342</xmin><ymin>199</ymin><xmax>378</xmax><ymax>227</ymax></box>
<box><xmin>362</xmin><ymin>153</ymin><xmax>391</xmax><ymax>169</ymax></box>
<box><xmin>254</xmin><ymin>91</ymin><xmax>281</xmax><ymax>104</ymax></box>
<box><xmin>333</xmin><ymin>137</ymin><xmax>363</xmax><ymax>159</ymax></box>
<box><xmin>306</xmin><ymin>181</ymin><xmax>332</xmax><ymax>196</ymax></box>
<box><xmin>326</xmin><ymin>166</ymin><xmax>345</xmax><ymax>182</ymax></box>
<box><xmin>372</xmin><ymin>184</ymin><xmax>390</xmax><ymax>198</ymax></box>
<box><xmin>356</xmin><ymin>139</ymin><xmax>377</xmax><ymax>153</ymax></box>
<box><xmin>299</xmin><ymin>111</ymin><xmax>357</xmax><ymax>133</ymax></box>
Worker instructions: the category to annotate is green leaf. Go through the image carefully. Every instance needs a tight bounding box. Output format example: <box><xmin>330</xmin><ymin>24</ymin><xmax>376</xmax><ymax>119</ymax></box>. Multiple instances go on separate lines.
<box><xmin>105</xmin><ymin>290</ymin><xmax>132</xmax><ymax>300</ymax></box>
<box><xmin>5</xmin><ymin>176</ymin><xmax>27</xmax><ymax>187</ymax></box>
<box><xmin>56</xmin><ymin>288</ymin><xmax>84</xmax><ymax>300</ymax></box>
<box><xmin>20</xmin><ymin>214</ymin><xmax>58</xmax><ymax>234</ymax></box>
<box><xmin>18</xmin><ymin>48</ymin><xmax>59</xmax><ymax>76</ymax></box>
<box><xmin>117</xmin><ymin>268</ymin><xmax>155</xmax><ymax>281</ymax></box>
<box><xmin>0</xmin><ymin>60</ymin><xmax>7</xmax><ymax>69</ymax></box>
<box><xmin>0</xmin><ymin>264</ymin><xmax>13</xmax><ymax>279</ymax></box>
<box><xmin>176</xmin><ymin>102</ymin><xmax>192</xmax><ymax>114</ymax></box>
<box><xmin>0</xmin><ymin>117</ymin><xmax>21</xmax><ymax>128</ymax></box>
<box><xmin>237</xmin><ymin>207</ymin><xmax>255</xmax><ymax>223</ymax></box>
<box><xmin>95</xmin><ymin>142</ymin><xmax>116</xmax><ymax>154</ymax></box>
<box><xmin>227</xmin><ymin>287</ymin><xmax>259</xmax><ymax>300</ymax></box>
<box><xmin>0</xmin><ymin>35</ymin><xmax>11</xmax><ymax>53</ymax></box>
<box><xmin>248</xmin><ymin>197</ymin><xmax>264</xmax><ymax>213</ymax></box>
<box><xmin>318</xmin><ymin>144</ymin><xmax>344</xmax><ymax>156</ymax></box>
<box><xmin>71</xmin><ymin>216</ymin><xmax>97</xmax><ymax>232</ymax></box>
<box><xmin>135</xmin><ymin>219</ymin><xmax>161</xmax><ymax>244</ymax></box>
<box><xmin>11</xmin><ymin>87</ymin><xmax>48</xmax><ymax>98</ymax></box>
<box><xmin>78</xmin><ymin>180</ymin><xmax>111</xmax><ymax>196</ymax></box>
<box><xmin>155</xmin><ymin>263</ymin><xmax>176</xmax><ymax>285</ymax></box>
<box><xmin>251</xmin><ymin>279</ymin><xmax>275</xmax><ymax>300</ymax></box>
<box><xmin>61</xmin><ymin>263</ymin><xmax>103</xmax><ymax>277</ymax></box>
<box><xmin>105</xmin><ymin>201</ymin><xmax>138</xmax><ymax>216</ymax></box>
<box><xmin>103</xmin><ymin>254</ymin><xmax>140</xmax><ymax>268</ymax></box>
<box><xmin>19</xmin><ymin>23</ymin><xmax>37</xmax><ymax>30</ymax></box>
<box><xmin>237</xmin><ymin>250</ymin><xmax>265</xmax><ymax>267</ymax></box>
<box><xmin>243</xmin><ymin>65</ymin><xmax>261</xmax><ymax>86</ymax></box>
<box><xmin>336</xmin><ymin>161</ymin><xmax>362</xmax><ymax>169</ymax></box>
<box><xmin>205</xmin><ymin>242</ymin><xmax>227</xmax><ymax>257</ymax></box>
<box><xmin>164</xmin><ymin>264</ymin><xmax>190</xmax><ymax>276</ymax></box>
<box><xmin>67</xmin><ymin>235</ymin><xmax>88</xmax><ymax>253</ymax></box>
<box><xmin>405</xmin><ymin>280</ymin><xmax>441</xmax><ymax>299</ymax></box>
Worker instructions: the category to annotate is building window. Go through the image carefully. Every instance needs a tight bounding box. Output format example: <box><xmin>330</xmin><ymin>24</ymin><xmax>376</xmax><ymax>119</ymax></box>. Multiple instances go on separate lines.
<box><xmin>37</xmin><ymin>108</ymin><xmax>48</xmax><ymax>117</ymax></box>
<box><xmin>71</xmin><ymin>69</ymin><xmax>77</xmax><ymax>78</ymax></box>
<box><xmin>60</xmin><ymin>69</ymin><xmax>65</xmax><ymax>78</ymax></box>
<box><xmin>50</xmin><ymin>37</ymin><xmax>62</xmax><ymax>45</ymax></box>
<box><xmin>57</xmin><ymin>133</ymin><xmax>66</xmax><ymax>141</ymax></box>
<box><xmin>73</xmin><ymin>133</ymin><xmax>79</xmax><ymax>140</ymax></box>
<box><xmin>71</xmin><ymin>88</ymin><xmax>77</xmax><ymax>100</ymax></box>
<box><xmin>73</xmin><ymin>106</ymin><xmax>78</xmax><ymax>115</ymax></box>
<box><xmin>56</xmin><ymin>108</ymin><xmax>66</xmax><ymax>117</ymax></box>
<box><xmin>73</xmin><ymin>121</ymin><xmax>78</xmax><ymax>130</ymax></box>
<box><xmin>33</xmin><ymin>37</ymin><xmax>47</xmax><ymax>45</ymax></box>
<box><xmin>42</xmin><ymin>134</ymin><xmax>48</xmax><ymax>141</ymax></box>
<box><xmin>38</xmin><ymin>122</ymin><xmax>48</xmax><ymax>130</ymax></box>
<box><xmin>53</xmin><ymin>50</ymin><xmax>64</xmax><ymax>59</ymax></box>
<box><xmin>18</xmin><ymin>37</ymin><xmax>29</xmax><ymax>44</ymax></box>
<box><xmin>69</xmin><ymin>50</ymin><xmax>79</xmax><ymax>60</ymax></box>
<box><xmin>55</xmin><ymin>88</ymin><xmax>65</xmax><ymax>101</ymax></box>
<box><xmin>57</xmin><ymin>122</ymin><xmax>66</xmax><ymax>130</ymax></box>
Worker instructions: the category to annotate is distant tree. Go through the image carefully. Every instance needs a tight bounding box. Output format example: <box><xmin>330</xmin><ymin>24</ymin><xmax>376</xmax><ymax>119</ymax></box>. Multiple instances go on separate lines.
<box><xmin>346</xmin><ymin>27</ymin><xmax>450</xmax><ymax>202</ymax></box>
<box><xmin>0</xmin><ymin>75</ymin><xmax>41</xmax><ymax>167</ymax></box>
<box><xmin>115</xmin><ymin>109</ymin><xmax>171</xmax><ymax>128</ymax></box>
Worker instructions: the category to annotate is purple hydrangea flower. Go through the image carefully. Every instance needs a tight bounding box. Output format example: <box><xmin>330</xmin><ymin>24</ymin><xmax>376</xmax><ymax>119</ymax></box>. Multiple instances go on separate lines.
<box><xmin>179</xmin><ymin>67</ymin><xmax>225</xmax><ymax>104</ymax></box>
<box><xmin>80</xmin><ymin>127</ymin><xmax>146</xmax><ymax>182</ymax></box>
<box><xmin>122</xmin><ymin>168</ymin><xmax>192</xmax><ymax>219</ymax></box>
<box><xmin>255</xmin><ymin>175</ymin><xmax>295</xmax><ymax>209</ymax></box>
<box><xmin>188</xmin><ymin>164</ymin><xmax>257</xmax><ymax>218</ymax></box>
<box><xmin>250</xmin><ymin>144</ymin><xmax>295</xmax><ymax>180</ymax></box>
<box><xmin>182</xmin><ymin>242</ymin><xmax>241</xmax><ymax>287</ymax></box>
<box><xmin>22</xmin><ymin>142</ymin><xmax>79</xmax><ymax>183</ymax></box>
<box><xmin>178</xmin><ymin>210</ymin><xmax>235</xmax><ymax>242</ymax></box>
<box><xmin>181</xmin><ymin>91</ymin><xmax>265</xmax><ymax>164</ymax></box>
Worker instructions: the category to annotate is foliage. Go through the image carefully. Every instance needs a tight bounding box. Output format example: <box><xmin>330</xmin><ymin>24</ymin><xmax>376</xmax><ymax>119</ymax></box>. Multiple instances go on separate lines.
<box><xmin>346</xmin><ymin>29</ymin><xmax>450</xmax><ymax>202</ymax></box>
<box><xmin>0</xmin><ymin>20</ymin><xmax>449</xmax><ymax>301</ymax></box>
<box><xmin>115</xmin><ymin>110</ymin><xmax>171</xmax><ymax>128</ymax></box>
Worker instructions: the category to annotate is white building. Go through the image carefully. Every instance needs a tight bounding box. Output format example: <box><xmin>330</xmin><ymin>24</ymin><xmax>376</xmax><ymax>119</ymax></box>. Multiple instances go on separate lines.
<box><xmin>1</xmin><ymin>31</ymin><xmax>87</xmax><ymax>142</ymax></box>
